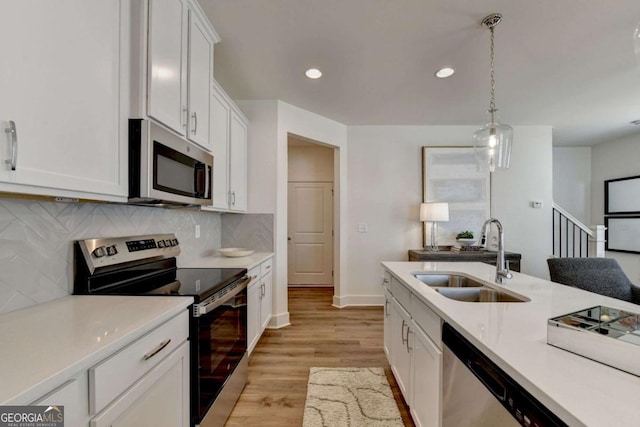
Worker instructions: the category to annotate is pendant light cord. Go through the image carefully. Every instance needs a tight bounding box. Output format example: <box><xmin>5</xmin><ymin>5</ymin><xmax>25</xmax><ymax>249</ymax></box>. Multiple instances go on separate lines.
<box><xmin>489</xmin><ymin>26</ymin><xmax>496</xmax><ymax>121</ymax></box>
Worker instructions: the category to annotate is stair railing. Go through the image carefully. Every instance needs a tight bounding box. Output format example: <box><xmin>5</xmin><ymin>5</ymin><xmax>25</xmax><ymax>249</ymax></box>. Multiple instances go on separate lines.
<box><xmin>552</xmin><ymin>203</ymin><xmax>602</xmax><ymax>258</ymax></box>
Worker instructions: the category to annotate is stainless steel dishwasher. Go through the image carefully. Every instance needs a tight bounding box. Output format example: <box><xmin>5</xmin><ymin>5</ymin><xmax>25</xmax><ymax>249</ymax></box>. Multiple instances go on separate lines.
<box><xmin>442</xmin><ymin>323</ymin><xmax>567</xmax><ymax>427</ymax></box>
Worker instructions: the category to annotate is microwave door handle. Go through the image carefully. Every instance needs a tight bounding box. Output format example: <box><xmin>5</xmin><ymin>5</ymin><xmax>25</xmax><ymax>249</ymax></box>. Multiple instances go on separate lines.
<box><xmin>193</xmin><ymin>163</ymin><xmax>205</xmax><ymax>198</ymax></box>
<box><xmin>205</xmin><ymin>165</ymin><xmax>211</xmax><ymax>199</ymax></box>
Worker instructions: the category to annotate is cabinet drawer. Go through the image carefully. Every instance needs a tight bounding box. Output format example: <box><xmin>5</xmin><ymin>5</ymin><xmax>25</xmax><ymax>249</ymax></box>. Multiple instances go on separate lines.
<box><xmin>382</xmin><ymin>270</ymin><xmax>391</xmax><ymax>290</ymax></box>
<box><xmin>260</xmin><ymin>258</ymin><xmax>273</xmax><ymax>277</ymax></box>
<box><xmin>390</xmin><ymin>276</ymin><xmax>411</xmax><ymax>311</ymax></box>
<box><xmin>89</xmin><ymin>310</ymin><xmax>189</xmax><ymax>414</ymax></box>
<box><xmin>248</xmin><ymin>266</ymin><xmax>260</xmax><ymax>283</ymax></box>
<box><xmin>411</xmin><ymin>297</ymin><xmax>442</xmax><ymax>348</ymax></box>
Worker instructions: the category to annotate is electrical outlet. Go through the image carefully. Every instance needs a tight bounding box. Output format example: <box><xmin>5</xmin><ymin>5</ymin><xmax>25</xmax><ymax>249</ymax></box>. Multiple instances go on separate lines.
<box><xmin>195</xmin><ymin>224</ymin><xmax>200</xmax><ymax>238</ymax></box>
<box><xmin>358</xmin><ymin>223</ymin><xmax>368</xmax><ymax>233</ymax></box>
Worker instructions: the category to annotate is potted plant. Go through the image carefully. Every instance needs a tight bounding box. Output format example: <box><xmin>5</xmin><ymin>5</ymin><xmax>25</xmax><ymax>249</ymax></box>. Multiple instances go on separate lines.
<box><xmin>455</xmin><ymin>231</ymin><xmax>476</xmax><ymax>246</ymax></box>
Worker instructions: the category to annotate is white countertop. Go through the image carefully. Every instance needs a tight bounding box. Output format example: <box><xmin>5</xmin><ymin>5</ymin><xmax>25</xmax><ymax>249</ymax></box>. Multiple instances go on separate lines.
<box><xmin>0</xmin><ymin>295</ymin><xmax>193</xmax><ymax>405</ymax></box>
<box><xmin>181</xmin><ymin>252</ymin><xmax>273</xmax><ymax>270</ymax></box>
<box><xmin>382</xmin><ymin>261</ymin><xmax>640</xmax><ymax>427</ymax></box>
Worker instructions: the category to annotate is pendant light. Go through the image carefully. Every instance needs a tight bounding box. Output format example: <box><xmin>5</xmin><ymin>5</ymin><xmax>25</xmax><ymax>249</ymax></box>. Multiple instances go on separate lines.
<box><xmin>473</xmin><ymin>13</ymin><xmax>512</xmax><ymax>173</ymax></box>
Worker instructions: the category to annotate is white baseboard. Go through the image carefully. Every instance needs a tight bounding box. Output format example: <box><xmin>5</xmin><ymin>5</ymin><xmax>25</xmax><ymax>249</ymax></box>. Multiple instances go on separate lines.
<box><xmin>332</xmin><ymin>294</ymin><xmax>384</xmax><ymax>308</ymax></box>
<box><xmin>267</xmin><ymin>311</ymin><xmax>291</xmax><ymax>329</ymax></box>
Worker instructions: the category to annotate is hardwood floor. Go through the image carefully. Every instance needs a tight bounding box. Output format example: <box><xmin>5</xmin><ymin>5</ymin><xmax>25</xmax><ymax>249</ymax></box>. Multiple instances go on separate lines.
<box><xmin>226</xmin><ymin>287</ymin><xmax>414</xmax><ymax>426</ymax></box>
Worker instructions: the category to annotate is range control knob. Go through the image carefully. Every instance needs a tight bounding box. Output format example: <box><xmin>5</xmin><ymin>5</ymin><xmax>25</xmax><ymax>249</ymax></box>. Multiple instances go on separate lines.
<box><xmin>157</xmin><ymin>240</ymin><xmax>165</xmax><ymax>248</ymax></box>
<box><xmin>106</xmin><ymin>245</ymin><xmax>118</xmax><ymax>256</ymax></box>
<box><xmin>92</xmin><ymin>246</ymin><xmax>106</xmax><ymax>258</ymax></box>
<box><xmin>164</xmin><ymin>239</ymin><xmax>172</xmax><ymax>247</ymax></box>
<box><xmin>172</xmin><ymin>238</ymin><xmax>179</xmax><ymax>246</ymax></box>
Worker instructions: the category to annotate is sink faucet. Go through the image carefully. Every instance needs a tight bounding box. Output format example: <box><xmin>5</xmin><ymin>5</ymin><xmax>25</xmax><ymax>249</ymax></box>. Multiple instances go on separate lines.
<box><xmin>480</xmin><ymin>218</ymin><xmax>513</xmax><ymax>284</ymax></box>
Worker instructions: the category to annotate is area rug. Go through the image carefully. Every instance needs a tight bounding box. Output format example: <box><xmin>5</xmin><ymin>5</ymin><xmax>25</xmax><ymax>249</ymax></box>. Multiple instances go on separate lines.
<box><xmin>302</xmin><ymin>367</ymin><xmax>404</xmax><ymax>427</ymax></box>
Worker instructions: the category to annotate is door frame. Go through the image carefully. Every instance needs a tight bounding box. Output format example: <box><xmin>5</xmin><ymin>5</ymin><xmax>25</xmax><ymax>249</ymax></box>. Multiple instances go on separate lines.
<box><xmin>286</xmin><ymin>134</ymin><xmax>340</xmax><ymax>295</ymax></box>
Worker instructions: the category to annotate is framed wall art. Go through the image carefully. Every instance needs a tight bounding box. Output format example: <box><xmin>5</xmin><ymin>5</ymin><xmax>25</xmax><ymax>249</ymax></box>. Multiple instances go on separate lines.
<box><xmin>605</xmin><ymin>175</ymin><xmax>640</xmax><ymax>215</ymax></box>
<box><xmin>605</xmin><ymin>216</ymin><xmax>640</xmax><ymax>254</ymax></box>
<box><xmin>422</xmin><ymin>146</ymin><xmax>491</xmax><ymax>246</ymax></box>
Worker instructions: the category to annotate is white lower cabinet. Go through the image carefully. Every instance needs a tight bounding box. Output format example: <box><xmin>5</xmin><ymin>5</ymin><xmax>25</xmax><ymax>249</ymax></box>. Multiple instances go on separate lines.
<box><xmin>410</xmin><ymin>321</ymin><xmax>442</xmax><ymax>427</ymax></box>
<box><xmin>30</xmin><ymin>309</ymin><xmax>190</xmax><ymax>427</ymax></box>
<box><xmin>390</xmin><ymin>297</ymin><xmax>412</xmax><ymax>398</ymax></box>
<box><xmin>90</xmin><ymin>342</ymin><xmax>190</xmax><ymax>427</ymax></box>
<box><xmin>385</xmin><ymin>270</ymin><xmax>442</xmax><ymax>427</ymax></box>
<box><xmin>247</xmin><ymin>257</ymin><xmax>274</xmax><ymax>355</ymax></box>
<box><xmin>32</xmin><ymin>374</ymin><xmax>89</xmax><ymax>427</ymax></box>
<box><xmin>383</xmin><ymin>288</ymin><xmax>392</xmax><ymax>359</ymax></box>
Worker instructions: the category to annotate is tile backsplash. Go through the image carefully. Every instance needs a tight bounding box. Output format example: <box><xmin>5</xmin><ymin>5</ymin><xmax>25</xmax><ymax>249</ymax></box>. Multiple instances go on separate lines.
<box><xmin>221</xmin><ymin>213</ymin><xmax>274</xmax><ymax>251</ymax></box>
<box><xmin>0</xmin><ymin>198</ymin><xmax>221</xmax><ymax>314</ymax></box>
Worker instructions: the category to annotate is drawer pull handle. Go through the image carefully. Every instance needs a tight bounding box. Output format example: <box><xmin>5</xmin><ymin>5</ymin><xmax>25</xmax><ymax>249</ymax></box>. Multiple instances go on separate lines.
<box><xmin>142</xmin><ymin>338</ymin><xmax>172</xmax><ymax>361</ymax></box>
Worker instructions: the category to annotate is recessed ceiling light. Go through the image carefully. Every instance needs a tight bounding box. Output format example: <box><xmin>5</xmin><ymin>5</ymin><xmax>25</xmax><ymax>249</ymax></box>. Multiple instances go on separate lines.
<box><xmin>305</xmin><ymin>68</ymin><xmax>322</xmax><ymax>79</ymax></box>
<box><xmin>435</xmin><ymin>67</ymin><xmax>455</xmax><ymax>79</ymax></box>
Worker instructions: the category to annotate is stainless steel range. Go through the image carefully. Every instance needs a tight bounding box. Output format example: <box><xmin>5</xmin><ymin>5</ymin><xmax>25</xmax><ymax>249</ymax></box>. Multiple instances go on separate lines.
<box><xmin>74</xmin><ymin>234</ymin><xmax>249</xmax><ymax>427</ymax></box>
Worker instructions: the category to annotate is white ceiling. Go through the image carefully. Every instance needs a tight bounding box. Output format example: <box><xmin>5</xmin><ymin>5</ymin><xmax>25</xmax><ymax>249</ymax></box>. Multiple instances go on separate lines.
<box><xmin>200</xmin><ymin>1</ymin><xmax>640</xmax><ymax>147</ymax></box>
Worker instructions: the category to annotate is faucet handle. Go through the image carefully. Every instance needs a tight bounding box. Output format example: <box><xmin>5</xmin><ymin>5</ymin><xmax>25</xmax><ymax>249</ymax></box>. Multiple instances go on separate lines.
<box><xmin>505</xmin><ymin>260</ymin><xmax>513</xmax><ymax>279</ymax></box>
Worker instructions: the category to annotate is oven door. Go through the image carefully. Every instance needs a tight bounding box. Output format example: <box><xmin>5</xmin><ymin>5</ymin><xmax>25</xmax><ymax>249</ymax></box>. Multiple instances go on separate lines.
<box><xmin>192</xmin><ymin>278</ymin><xmax>249</xmax><ymax>426</ymax></box>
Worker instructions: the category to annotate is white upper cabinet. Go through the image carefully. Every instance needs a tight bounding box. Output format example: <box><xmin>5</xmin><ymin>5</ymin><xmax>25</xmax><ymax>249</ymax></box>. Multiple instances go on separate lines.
<box><xmin>144</xmin><ymin>0</ymin><xmax>218</xmax><ymax>151</ymax></box>
<box><xmin>186</xmin><ymin>11</ymin><xmax>214</xmax><ymax>149</ymax></box>
<box><xmin>210</xmin><ymin>83</ymin><xmax>231</xmax><ymax>210</ymax></box>
<box><xmin>204</xmin><ymin>80</ymin><xmax>248</xmax><ymax>212</ymax></box>
<box><xmin>229</xmin><ymin>112</ymin><xmax>248</xmax><ymax>211</ymax></box>
<box><xmin>146</xmin><ymin>0</ymin><xmax>188</xmax><ymax>135</ymax></box>
<box><xmin>0</xmin><ymin>0</ymin><xmax>130</xmax><ymax>201</ymax></box>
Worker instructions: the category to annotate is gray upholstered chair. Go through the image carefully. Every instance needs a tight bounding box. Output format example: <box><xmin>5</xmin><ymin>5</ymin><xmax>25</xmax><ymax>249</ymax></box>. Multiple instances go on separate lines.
<box><xmin>547</xmin><ymin>258</ymin><xmax>640</xmax><ymax>304</ymax></box>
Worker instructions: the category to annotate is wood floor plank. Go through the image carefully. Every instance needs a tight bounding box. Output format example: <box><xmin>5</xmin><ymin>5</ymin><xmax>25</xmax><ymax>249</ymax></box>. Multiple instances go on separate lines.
<box><xmin>225</xmin><ymin>287</ymin><xmax>415</xmax><ymax>426</ymax></box>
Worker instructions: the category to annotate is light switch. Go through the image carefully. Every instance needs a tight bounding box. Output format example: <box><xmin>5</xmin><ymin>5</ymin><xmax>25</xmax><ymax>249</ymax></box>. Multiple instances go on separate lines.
<box><xmin>530</xmin><ymin>201</ymin><xmax>543</xmax><ymax>208</ymax></box>
<box><xmin>358</xmin><ymin>223</ymin><xmax>368</xmax><ymax>233</ymax></box>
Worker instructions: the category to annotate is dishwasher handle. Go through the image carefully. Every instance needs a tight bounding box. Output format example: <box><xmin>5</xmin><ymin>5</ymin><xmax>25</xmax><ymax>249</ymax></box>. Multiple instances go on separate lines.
<box><xmin>467</xmin><ymin>359</ymin><xmax>507</xmax><ymax>402</ymax></box>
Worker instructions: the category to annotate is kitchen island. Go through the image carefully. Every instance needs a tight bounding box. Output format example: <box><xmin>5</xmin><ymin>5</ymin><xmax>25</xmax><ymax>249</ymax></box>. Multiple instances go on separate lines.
<box><xmin>383</xmin><ymin>261</ymin><xmax>640</xmax><ymax>426</ymax></box>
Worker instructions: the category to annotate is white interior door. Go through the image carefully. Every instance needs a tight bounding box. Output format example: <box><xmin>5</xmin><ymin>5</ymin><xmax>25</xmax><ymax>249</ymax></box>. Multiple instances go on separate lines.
<box><xmin>288</xmin><ymin>182</ymin><xmax>333</xmax><ymax>285</ymax></box>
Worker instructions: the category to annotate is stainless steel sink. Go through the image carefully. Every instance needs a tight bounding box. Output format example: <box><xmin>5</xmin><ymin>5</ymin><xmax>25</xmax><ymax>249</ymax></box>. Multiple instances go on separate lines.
<box><xmin>413</xmin><ymin>274</ymin><xmax>484</xmax><ymax>288</ymax></box>
<box><xmin>436</xmin><ymin>287</ymin><xmax>530</xmax><ymax>303</ymax></box>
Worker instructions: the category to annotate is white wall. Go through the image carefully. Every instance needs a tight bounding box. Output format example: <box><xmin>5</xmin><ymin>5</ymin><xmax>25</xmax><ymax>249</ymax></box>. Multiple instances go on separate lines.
<box><xmin>553</xmin><ymin>147</ymin><xmax>592</xmax><ymax>225</ymax></box>
<box><xmin>346</xmin><ymin>125</ymin><xmax>553</xmax><ymax>301</ymax></box>
<box><xmin>592</xmin><ymin>133</ymin><xmax>640</xmax><ymax>284</ymax></box>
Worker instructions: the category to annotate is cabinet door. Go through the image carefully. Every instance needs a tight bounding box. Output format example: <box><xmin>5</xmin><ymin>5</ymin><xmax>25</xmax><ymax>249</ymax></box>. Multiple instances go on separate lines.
<box><xmin>210</xmin><ymin>84</ymin><xmax>230</xmax><ymax>210</ymax></box>
<box><xmin>186</xmin><ymin>11</ymin><xmax>213</xmax><ymax>149</ymax></box>
<box><xmin>229</xmin><ymin>112</ymin><xmax>248</xmax><ymax>211</ymax></box>
<box><xmin>32</xmin><ymin>374</ymin><xmax>89</xmax><ymax>427</ymax></box>
<box><xmin>147</xmin><ymin>0</ymin><xmax>188</xmax><ymax>135</ymax></box>
<box><xmin>247</xmin><ymin>280</ymin><xmax>262</xmax><ymax>355</ymax></box>
<box><xmin>390</xmin><ymin>297</ymin><xmax>411</xmax><ymax>399</ymax></box>
<box><xmin>260</xmin><ymin>271</ymin><xmax>273</xmax><ymax>330</ymax></box>
<box><xmin>411</xmin><ymin>323</ymin><xmax>442</xmax><ymax>427</ymax></box>
<box><xmin>90</xmin><ymin>342</ymin><xmax>190</xmax><ymax>427</ymax></box>
<box><xmin>384</xmin><ymin>289</ymin><xmax>392</xmax><ymax>360</ymax></box>
<box><xmin>0</xmin><ymin>1</ymin><xmax>128</xmax><ymax>199</ymax></box>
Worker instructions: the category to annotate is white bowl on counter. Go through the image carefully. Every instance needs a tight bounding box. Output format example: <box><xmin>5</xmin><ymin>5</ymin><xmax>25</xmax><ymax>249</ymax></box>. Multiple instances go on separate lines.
<box><xmin>455</xmin><ymin>238</ymin><xmax>477</xmax><ymax>247</ymax></box>
<box><xmin>218</xmin><ymin>248</ymin><xmax>255</xmax><ymax>258</ymax></box>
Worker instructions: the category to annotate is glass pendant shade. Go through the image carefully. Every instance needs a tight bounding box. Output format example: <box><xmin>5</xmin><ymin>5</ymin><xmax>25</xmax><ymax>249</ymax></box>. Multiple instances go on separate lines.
<box><xmin>634</xmin><ymin>21</ymin><xmax>640</xmax><ymax>68</ymax></box>
<box><xmin>473</xmin><ymin>112</ymin><xmax>512</xmax><ymax>172</ymax></box>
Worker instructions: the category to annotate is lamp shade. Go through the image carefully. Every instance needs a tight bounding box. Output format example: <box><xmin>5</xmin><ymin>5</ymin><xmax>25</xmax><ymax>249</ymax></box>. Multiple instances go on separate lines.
<box><xmin>420</xmin><ymin>202</ymin><xmax>449</xmax><ymax>222</ymax></box>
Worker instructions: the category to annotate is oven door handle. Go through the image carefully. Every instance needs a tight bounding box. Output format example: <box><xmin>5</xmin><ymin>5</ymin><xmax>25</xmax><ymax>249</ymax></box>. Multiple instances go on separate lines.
<box><xmin>193</xmin><ymin>276</ymin><xmax>251</xmax><ymax>317</ymax></box>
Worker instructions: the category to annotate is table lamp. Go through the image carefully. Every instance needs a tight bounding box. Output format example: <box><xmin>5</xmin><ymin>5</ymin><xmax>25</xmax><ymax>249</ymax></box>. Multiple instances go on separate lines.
<box><xmin>420</xmin><ymin>202</ymin><xmax>449</xmax><ymax>251</ymax></box>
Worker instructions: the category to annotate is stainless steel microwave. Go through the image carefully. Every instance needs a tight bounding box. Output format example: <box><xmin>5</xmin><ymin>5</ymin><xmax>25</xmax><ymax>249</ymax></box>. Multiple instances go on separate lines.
<box><xmin>128</xmin><ymin>119</ymin><xmax>212</xmax><ymax>207</ymax></box>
